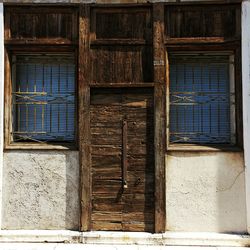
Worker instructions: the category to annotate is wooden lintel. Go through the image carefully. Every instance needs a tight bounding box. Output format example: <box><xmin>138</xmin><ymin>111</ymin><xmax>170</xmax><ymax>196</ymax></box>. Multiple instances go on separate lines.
<box><xmin>4</xmin><ymin>39</ymin><xmax>77</xmax><ymax>46</ymax></box>
<box><xmin>165</xmin><ymin>38</ymin><xmax>241</xmax><ymax>45</ymax></box>
<box><xmin>89</xmin><ymin>82</ymin><xmax>155</xmax><ymax>88</ymax></box>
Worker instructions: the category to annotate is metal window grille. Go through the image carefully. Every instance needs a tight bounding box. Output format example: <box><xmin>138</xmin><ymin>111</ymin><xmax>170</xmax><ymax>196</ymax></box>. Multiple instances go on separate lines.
<box><xmin>12</xmin><ymin>55</ymin><xmax>76</xmax><ymax>143</ymax></box>
<box><xmin>169</xmin><ymin>54</ymin><xmax>235</xmax><ymax>144</ymax></box>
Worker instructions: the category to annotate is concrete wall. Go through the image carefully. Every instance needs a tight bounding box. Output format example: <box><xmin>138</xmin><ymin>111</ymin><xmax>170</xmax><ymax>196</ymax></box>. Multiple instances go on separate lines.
<box><xmin>2</xmin><ymin>151</ymin><xmax>80</xmax><ymax>230</ymax></box>
<box><xmin>166</xmin><ymin>152</ymin><xmax>247</xmax><ymax>233</ymax></box>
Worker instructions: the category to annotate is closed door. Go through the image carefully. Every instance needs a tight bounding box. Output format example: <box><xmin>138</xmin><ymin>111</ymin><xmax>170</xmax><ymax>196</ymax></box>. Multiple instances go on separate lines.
<box><xmin>90</xmin><ymin>88</ymin><xmax>155</xmax><ymax>232</ymax></box>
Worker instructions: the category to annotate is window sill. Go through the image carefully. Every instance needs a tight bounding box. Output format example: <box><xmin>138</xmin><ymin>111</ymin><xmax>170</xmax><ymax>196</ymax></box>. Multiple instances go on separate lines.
<box><xmin>167</xmin><ymin>144</ymin><xmax>242</xmax><ymax>152</ymax></box>
<box><xmin>4</xmin><ymin>142</ymin><xmax>77</xmax><ymax>151</ymax></box>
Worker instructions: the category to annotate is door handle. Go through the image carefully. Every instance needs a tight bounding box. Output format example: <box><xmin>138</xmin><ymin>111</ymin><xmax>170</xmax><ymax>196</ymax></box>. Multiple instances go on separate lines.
<box><xmin>122</xmin><ymin>118</ymin><xmax>128</xmax><ymax>189</ymax></box>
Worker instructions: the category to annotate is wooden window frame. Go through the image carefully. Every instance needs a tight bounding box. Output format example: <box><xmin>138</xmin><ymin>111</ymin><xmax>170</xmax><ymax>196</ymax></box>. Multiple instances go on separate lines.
<box><xmin>4</xmin><ymin>6</ymin><xmax>78</xmax><ymax>46</ymax></box>
<box><xmin>166</xmin><ymin>44</ymin><xmax>242</xmax><ymax>152</ymax></box>
<box><xmin>4</xmin><ymin>46</ymin><xmax>78</xmax><ymax>150</ymax></box>
<box><xmin>4</xmin><ymin>5</ymin><xmax>79</xmax><ymax>150</ymax></box>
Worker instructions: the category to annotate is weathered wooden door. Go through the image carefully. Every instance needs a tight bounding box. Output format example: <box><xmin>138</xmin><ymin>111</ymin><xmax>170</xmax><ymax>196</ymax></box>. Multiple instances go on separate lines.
<box><xmin>90</xmin><ymin>88</ymin><xmax>155</xmax><ymax>232</ymax></box>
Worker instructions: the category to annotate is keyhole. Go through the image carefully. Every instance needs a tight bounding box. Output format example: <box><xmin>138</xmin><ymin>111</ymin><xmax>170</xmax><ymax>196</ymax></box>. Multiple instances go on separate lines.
<box><xmin>135</xmin><ymin>177</ymin><xmax>141</xmax><ymax>186</ymax></box>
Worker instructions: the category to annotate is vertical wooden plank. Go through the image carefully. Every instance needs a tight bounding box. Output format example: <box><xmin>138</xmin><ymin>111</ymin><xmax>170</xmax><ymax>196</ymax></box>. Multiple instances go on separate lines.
<box><xmin>4</xmin><ymin>49</ymin><xmax>11</xmax><ymax>149</ymax></box>
<box><xmin>4</xmin><ymin>10</ymin><xmax>11</xmax><ymax>40</ymax></box>
<box><xmin>235</xmin><ymin>46</ymin><xmax>243</xmax><ymax>148</ymax></box>
<box><xmin>79</xmin><ymin>4</ymin><xmax>91</xmax><ymax>232</ymax></box>
<box><xmin>153</xmin><ymin>3</ymin><xmax>166</xmax><ymax>233</ymax></box>
<box><xmin>72</xmin><ymin>10</ymin><xmax>79</xmax><ymax>44</ymax></box>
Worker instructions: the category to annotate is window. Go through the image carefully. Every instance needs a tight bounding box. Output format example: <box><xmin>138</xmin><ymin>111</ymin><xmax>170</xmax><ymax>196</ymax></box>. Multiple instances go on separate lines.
<box><xmin>11</xmin><ymin>54</ymin><xmax>76</xmax><ymax>144</ymax></box>
<box><xmin>169</xmin><ymin>53</ymin><xmax>235</xmax><ymax>145</ymax></box>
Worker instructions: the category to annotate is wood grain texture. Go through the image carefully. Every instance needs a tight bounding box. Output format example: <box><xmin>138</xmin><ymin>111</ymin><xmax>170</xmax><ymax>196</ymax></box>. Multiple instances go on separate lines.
<box><xmin>4</xmin><ymin>49</ymin><xmax>11</xmax><ymax>149</ymax></box>
<box><xmin>153</xmin><ymin>3</ymin><xmax>166</xmax><ymax>233</ymax></box>
<box><xmin>91</xmin><ymin>46</ymin><xmax>153</xmax><ymax>84</ymax></box>
<box><xmin>91</xmin><ymin>7</ymin><xmax>151</xmax><ymax>43</ymax></box>
<box><xmin>4</xmin><ymin>6</ymin><xmax>78</xmax><ymax>44</ymax></box>
<box><xmin>165</xmin><ymin>4</ymin><xmax>241</xmax><ymax>40</ymax></box>
<box><xmin>90</xmin><ymin>88</ymin><xmax>155</xmax><ymax>232</ymax></box>
<box><xmin>79</xmin><ymin>4</ymin><xmax>91</xmax><ymax>232</ymax></box>
<box><xmin>235</xmin><ymin>47</ymin><xmax>243</xmax><ymax>148</ymax></box>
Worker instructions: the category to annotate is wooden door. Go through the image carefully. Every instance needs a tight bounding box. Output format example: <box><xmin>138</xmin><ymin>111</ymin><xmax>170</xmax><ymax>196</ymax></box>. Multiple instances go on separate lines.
<box><xmin>90</xmin><ymin>88</ymin><xmax>155</xmax><ymax>232</ymax></box>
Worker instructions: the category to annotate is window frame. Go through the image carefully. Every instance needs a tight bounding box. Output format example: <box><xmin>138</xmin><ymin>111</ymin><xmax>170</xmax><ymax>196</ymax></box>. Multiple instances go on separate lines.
<box><xmin>166</xmin><ymin>45</ymin><xmax>242</xmax><ymax>152</ymax></box>
<box><xmin>4</xmin><ymin>48</ymin><xmax>78</xmax><ymax>150</ymax></box>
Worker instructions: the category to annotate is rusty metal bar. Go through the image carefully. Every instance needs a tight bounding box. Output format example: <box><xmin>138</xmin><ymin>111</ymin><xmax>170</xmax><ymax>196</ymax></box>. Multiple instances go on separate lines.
<box><xmin>122</xmin><ymin>117</ymin><xmax>128</xmax><ymax>189</ymax></box>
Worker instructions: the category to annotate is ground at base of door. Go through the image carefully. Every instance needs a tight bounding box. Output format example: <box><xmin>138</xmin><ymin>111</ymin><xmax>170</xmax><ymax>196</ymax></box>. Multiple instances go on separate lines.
<box><xmin>1</xmin><ymin>244</ymin><xmax>250</xmax><ymax>250</ymax></box>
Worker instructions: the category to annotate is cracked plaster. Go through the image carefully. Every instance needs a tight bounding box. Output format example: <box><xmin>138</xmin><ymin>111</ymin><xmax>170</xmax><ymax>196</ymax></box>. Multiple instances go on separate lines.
<box><xmin>166</xmin><ymin>152</ymin><xmax>247</xmax><ymax>233</ymax></box>
<box><xmin>2</xmin><ymin>151</ymin><xmax>80</xmax><ymax>230</ymax></box>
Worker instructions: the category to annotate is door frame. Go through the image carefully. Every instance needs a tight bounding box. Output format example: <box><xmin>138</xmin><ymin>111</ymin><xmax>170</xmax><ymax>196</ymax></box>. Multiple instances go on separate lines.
<box><xmin>78</xmin><ymin>3</ymin><xmax>166</xmax><ymax>233</ymax></box>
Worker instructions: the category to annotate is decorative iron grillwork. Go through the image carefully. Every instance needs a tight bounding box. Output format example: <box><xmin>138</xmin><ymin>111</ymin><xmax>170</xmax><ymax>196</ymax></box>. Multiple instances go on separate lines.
<box><xmin>169</xmin><ymin>54</ymin><xmax>235</xmax><ymax>144</ymax></box>
<box><xmin>12</xmin><ymin>55</ymin><xmax>75</xmax><ymax>142</ymax></box>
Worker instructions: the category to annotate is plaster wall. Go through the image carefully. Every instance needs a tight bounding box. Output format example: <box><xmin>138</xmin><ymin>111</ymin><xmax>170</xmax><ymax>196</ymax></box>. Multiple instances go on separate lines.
<box><xmin>2</xmin><ymin>151</ymin><xmax>80</xmax><ymax>230</ymax></box>
<box><xmin>2</xmin><ymin>150</ymin><xmax>246</xmax><ymax>232</ymax></box>
<box><xmin>166</xmin><ymin>152</ymin><xmax>247</xmax><ymax>233</ymax></box>
<box><xmin>242</xmin><ymin>0</ymin><xmax>250</xmax><ymax>233</ymax></box>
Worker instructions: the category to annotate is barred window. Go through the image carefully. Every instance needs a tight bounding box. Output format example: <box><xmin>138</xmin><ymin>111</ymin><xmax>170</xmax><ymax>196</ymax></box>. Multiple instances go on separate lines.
<box><xmin>12</xmin><ymin>54</ymin><xmax>76</xmax><ymax>143</ymax></box>
<box><xmin>169</xmin><ymin>53</ymin><xmax>235</xmax><ymax>145</ymax></box>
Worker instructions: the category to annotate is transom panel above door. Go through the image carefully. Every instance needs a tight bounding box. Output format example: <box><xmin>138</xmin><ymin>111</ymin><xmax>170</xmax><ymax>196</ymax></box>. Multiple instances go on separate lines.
<box><xmin>90</xmin><ymin>88</ymin><xmax>155</xmax><ymax>232</ymax></box>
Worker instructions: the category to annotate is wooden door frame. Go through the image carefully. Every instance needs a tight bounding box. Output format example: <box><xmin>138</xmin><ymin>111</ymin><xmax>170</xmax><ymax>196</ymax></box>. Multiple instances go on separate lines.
<box><xmin>79</xmin><ymin>3</ymin><xmax>166</xmax><ymax>233</ymax></box>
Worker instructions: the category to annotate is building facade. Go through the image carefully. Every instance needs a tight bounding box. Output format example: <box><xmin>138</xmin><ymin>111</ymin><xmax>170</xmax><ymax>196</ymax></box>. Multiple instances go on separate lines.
<box><xmin>0</xmin><ymin>0</ymin><xmax>250</xmax><ymax>247</ymax></box>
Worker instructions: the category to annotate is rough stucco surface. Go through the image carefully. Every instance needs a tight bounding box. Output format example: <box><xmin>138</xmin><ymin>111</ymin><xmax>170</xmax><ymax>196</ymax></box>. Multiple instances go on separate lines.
<box><xmin>2</xmin><ymin>151</ymin><xmax>79</xmax><ymax>230</ymax></box>
<box><xmin>166</xmin><ymin>152</ymin><xmax>247</xmax><ymax>233</ymax></box>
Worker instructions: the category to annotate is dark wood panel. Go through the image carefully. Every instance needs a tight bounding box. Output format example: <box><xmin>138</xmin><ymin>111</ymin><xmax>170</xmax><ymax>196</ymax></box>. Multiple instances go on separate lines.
<box><xmin>5</xmin><ymin>7</ymin><xmax>78</xmax><ymax>43</ymax></box>
<box><xmin>122</xmin><ymin>222</ymin><xmax>154</xmax><ymax>232</ymax></box>
<box><xmin>92</xmin><ymin>212</ymin><xmax>122</xmax><ymax>221</ymax></box>
<box><xmin>92</xmin><ymin>221</ymin><xmax>122</xmax><ymax>231</ymax></box>
<box><xmin>153</xmin><ymin>3</ymin><xmax>166</xmax><ymax>233</ymax></box>
<box><xmin>91</xmin><ymin>7</ymin><xmax>152</xmax><ymax>42</ymax></box>
<box><xmin>91</xmin><ymin>46</ymin><xmax>153</xmax><ymax>83</ymax></box>
<box><xmin>93</xmin><ymin>204</ymin><xmax>123</xmax><ymax>213</ymax></box>
<box><xmin>90</xmin><ymin>88</ymin><xmax>155</xmax><ymax>232</ymax></box>
<box><xmin>92</xmin><ymin>169</ymin><xmax>122</xmax><ymax>180</ymax></box>
<box><xmin>165</xmin><ymin>4</ymin><xmax>241</xmax><ymax>39</ymax></box>
<box><xmin>122</xmin><ymin>194</ymin><xmax>155</xmax><ymax>203</ymax></box>
<box><xmin>79</xmin><ymin>5</ymin><xmax>91</xmax><ymax>232</ymax></box>
<box><xmin>92</xmin><ymin>155</ymin><xmax>122</xmax><ymax>168</ymax></box>
<box><xmin>127</xmin><ymin>156</ymin><xmax>154</xmax><ymax>172</ymax></box>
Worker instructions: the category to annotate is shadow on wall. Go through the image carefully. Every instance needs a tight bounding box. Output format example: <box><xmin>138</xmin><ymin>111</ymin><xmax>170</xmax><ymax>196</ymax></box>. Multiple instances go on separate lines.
<box><xmin>165</xmin><ymin>151</ymin><xmax>247</xmax><ymax>233</ymax></box>
<box><xmin>1</xmin><ymin>150</ymin><xmax>80</xmax><ymax>230</ymax></box>
<box><xmin>216</xmin><ymin>152</ymin><xmax>247</xmax><ymax>233</ymax></box>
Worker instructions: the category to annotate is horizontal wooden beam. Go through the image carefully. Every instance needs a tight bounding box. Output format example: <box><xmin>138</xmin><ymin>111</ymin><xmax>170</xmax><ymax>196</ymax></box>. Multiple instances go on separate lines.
<box><xmin>89</xmin><ymin>82</ymin><xmax>155</xmax><ymax>87</ymax></box>
<box><xmin>165</xmin><ymin>38</ymin><xmax>241</xmax><ymax>45</ymax></box>
<box><xmin>91</xmin><ymin>39</ymin><xmax>150</xmax><ymax>46</ymax></box>
<box><xmin>5</xmin><ymin>39</ymin><xmax>77</xmax><ymax>46</ymax></box>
